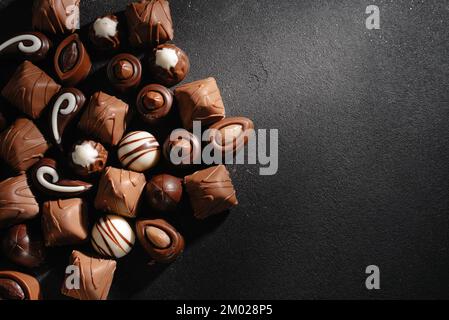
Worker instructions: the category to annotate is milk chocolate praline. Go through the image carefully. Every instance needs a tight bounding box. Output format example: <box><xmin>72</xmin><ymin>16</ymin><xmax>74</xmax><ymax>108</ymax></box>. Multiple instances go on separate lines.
<box><xmin>32</xmin><ymin>0</ymin><xmax>80</xmax><ymax>34</ymax></box>
<box><xmin>207</xmin><ymin>117</ymin><xmax>255</xmax><ymax>155</ymax></box>
<box><xmin>146</xmin><ymin>174</ymin><xmax>182</xmax><ymax>212</ymax></box>
<box><xmin>107</xmin><ymin>53</ymin><xmax>142</xmax><ymax>93</ymax></box>
<box><xmin>89</xmin><ymin>14</ymin><xmax>120</xmax><ymax>50</ymax></box>
<box><xmin>70</xmin><ymin>140</ymin><xmax>108</xmax><ymax>176</ymax></box>
<box><xmin>136</xmin><ymin>84</ymin><xmax>173</xmax><ymax>124</ymax></box>
<box><xmin>0</xmin><ymin>271</ymin><xmax>41</xmax><ymax>300</ymax></box>
<box><xmin>0</xmin><ymin>32</ymin><xmax>51</xmax><ymax>61</ymax></box>
<box><xmin>148</xmin><ymin>43</ymin><xmax>190</xmax><ymax>87</ymax></box>
<box><xmin>163</xmin><ymin>129</ymin><xmax>201</xmax><ymax>166</ymax></box>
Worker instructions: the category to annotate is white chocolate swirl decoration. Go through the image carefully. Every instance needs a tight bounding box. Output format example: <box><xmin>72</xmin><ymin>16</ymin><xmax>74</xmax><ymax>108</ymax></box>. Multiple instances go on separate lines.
<box><xmin>0</xmin><ymin>34</ymin><xmax>43</xmax><ymax>54</ymax></box>
<box><xmin>51</xmin><ymin>92</ymin><xmax>78</xmax><ymax>144</ymax></box>
<box><xmin>36</xmin><ymin>165</ymin><xmax>88</xmax><ymax>194</ymax></box>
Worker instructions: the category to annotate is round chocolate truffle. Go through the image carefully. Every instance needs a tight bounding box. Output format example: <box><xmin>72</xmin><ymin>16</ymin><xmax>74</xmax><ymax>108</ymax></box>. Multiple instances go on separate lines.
<box><xmin>146</xmin><ymin>174</ymin><xmax>183</xmax><ymax>212</ymax></box>
<box><xmin>70</xmin><ymin>140</ymin><xmax>108</xmax><ymax>176</ymax></box>
<box><xmin>2</xmin><ymin>224</ymin><xmax>46</xmax><ymax>268</ymax></box>
<box><xmin>91</xmin><ymin>215</ymin><xmax>135</xmax><ymax>259</ymax></box>
<box><xmin>89</xmin><ymin>15</ymin><xmax>120</xmax><ymax>50</ymax></box>
<box><xmin>136</xmin><ymin>84</ymin><xmax>173</xmax><ymax>124</ymax></box>
<box><xmin>117</xmin><ymin>131</ymin><xmax>161</xmax><ymax>172</ymax></box>
<box><xmin>107</xmin><ymin>53</ymin><xmax>142</xmax><ymax>93</ymax></box>
<box><xmin>148</xmin><ymin>43</ymin><xmax>190</xmax><ymax>87</ymax></box>
<box><xmin>163</xmin><ymin>129</ymin><xmax>201</xmax><ymax>166</ymax></box>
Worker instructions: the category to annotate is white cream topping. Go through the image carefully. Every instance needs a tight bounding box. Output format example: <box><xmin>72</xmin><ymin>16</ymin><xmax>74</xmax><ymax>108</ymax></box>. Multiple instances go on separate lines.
<box><xmin>51</xmin><ymin>92</ymin><xmax>78</xmax><ymax>144</ymax></box>
<box><xmin>72</xmin><ymin>142</ymin><xmax>99</xmax><ymax>168</ymax></box>
<box><xmin>0</xmin><ymin>34</ymin><xmax>42</xmax><ymax>54</ymax></box>
<box><xmin>155</xmin><ymin>48</ymin><xmax>179</xmax><ymax>70</ymax></box>
<box><xmin>93</xmin><ymin>16</ymin><xmax>118</xmax><ymax>39</ymax></box>
<box><xmin>36</xmin><ymin>166</ymin><xmax>87</xmax><ymax>193</ymax></box>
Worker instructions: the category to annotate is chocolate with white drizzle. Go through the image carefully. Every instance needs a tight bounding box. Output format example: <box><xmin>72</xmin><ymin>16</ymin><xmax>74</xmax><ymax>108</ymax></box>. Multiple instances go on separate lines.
<box><xmin>49</xmin><ymin>88</ymin><xmax>86</xmax><ymax>147</ymax></box>
<box><xmin>0</xmin><ymin>32</ymin><xmax>51</xmax><ymax>61</ymax></box>
<box><xmin>30</xmin><ymin>158</ymin><xmax>92</xmax><ymax>197</ymax></box>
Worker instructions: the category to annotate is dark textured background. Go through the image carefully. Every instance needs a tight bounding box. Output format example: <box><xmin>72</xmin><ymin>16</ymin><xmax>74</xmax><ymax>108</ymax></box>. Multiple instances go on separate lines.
<box><xmin>0</xmin><ymin>0</ymin><xmax>449</xmax><ymax>300</ymax></box>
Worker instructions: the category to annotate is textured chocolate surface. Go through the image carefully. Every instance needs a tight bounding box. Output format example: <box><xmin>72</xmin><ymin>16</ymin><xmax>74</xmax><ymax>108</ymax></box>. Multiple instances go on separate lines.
<box><xmin>174</xmin><ymin>77</ymin><xmax>225</xmax><ymax>130</ymax></box>
<box><xmin>148</xmin><ymin>43</ymin><xmax>190</xmax><ymax>87</ymax></box>
<box><xmin>89</xmin><ymin>14</ymin><xmax>120</xmax><ymax>50</ymax></box>
<box><xmin>0</xmin><ymin>118</ymin><xmax>49</xmax><ymax>173</ymax></box>
<box><xmin>0</xmin><ymin>271</ymin><xmax>41</xmax><ymax>300</ymax></box>
<box><xmin>70</xmin><ymin>140</ymin><xmax>108</xmax><ymax>176</ymax></box>
<box><xmin>136</xmin><ymin>219</ymin><xmax>184</xmax><ymax>263</ymax></box>
<box><xmin>2</xmin><ymin>224</ymin><xmax>46</xmax><ymax>268</ymax></box>
<box><xmin>32</xmin><ymin>0</ymin><xmax>80</xmax><ymax>34</ymax></box>
<box><xmin>61</xmin><ymin>250</ymin><xmax>116</xmax><ymax>300</ymax></box>
<box><xmin>0</xmin><ymin>32</ymin><xmax>51</xmax><ymax>61</ymax></box>
<box><xmin>95</xmin><ymin>166</ymin><xmax>146</xmax><ymax>218</ymax></box>
<box><xmin>78</xmin><ymin>91</ymin><xmax>129</xmax><ymax>146</ymax></box>
<box><xmin>163</xmin><ymin>129</ymin><xmax>201</xmax><ymax>166</ymax></box>
<box><xmin>125</xmin><ymin>0</ymin><xmax>173</xmax><ymax>47</ymax></box>
<box><xmin>42</xmin><ymin>198</ymin><xmax>88</xmax><ymax>246</ymax></box>
<box><xmin>136</xmin><ymin>84</ymin><xmax>173</xmax><ymax>124</ymax></box>
<box><xmin>2</xmin><ymin>61</ymin><xmax>61</xmax><ymax>119</ymax></box>
<box><xmin>184</xmin><ymin>165</ymin><xmax>238</xmax><ymax>219</ymax></box>
<box><xmin>107</xmin><ymin>53</ymin><xmax>142</xmax><ymax>93</ymax></box>
<box><xmin>146</xmin><ymin>174</ymin><xmax>182</xmax><ymax>212</ymax></box>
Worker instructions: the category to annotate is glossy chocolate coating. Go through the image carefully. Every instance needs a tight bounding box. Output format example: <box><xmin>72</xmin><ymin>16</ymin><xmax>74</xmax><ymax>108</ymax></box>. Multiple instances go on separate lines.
<box><xmin>207</xmin><ymin>117</ymin><xmax>255</xmax><ymax>155</ymax></box>
<box><xmin>0</xmin><ymin>175</ymin><xmax>39</xmax><ymax>229</ymax></box>
<box><xmin>54</xmin><ymin>34</ymin><xmax>92</xmax><ymax>86</ymax></box>
<box><xmin>88</xmin><ymin>15</ymin><xmax>120</xmax><ymax>50</ymax></box>
<box><xmin>174</xmin><ymin>77</ymin><xmax>225</xmax><ymax>130</ymax></box>
<box><xmin>107</xmin><ymin>53</ymin><xmax>142</xmax><ymax>93</ymax></box>
<box><xmin>61</xmin><ymin>250</ymin><xmax>116</xmax><ymax>300</ymax></box>
<box><xmin>0</xmin><ymin>271</ymin><xmax>41</xmax><ymax>300</ymax></box>
<box><xmin>125</xmin><ymin>0</ymin><xmax>173</xmax><ymax>48</ymax></box>
<box><xmin>0</xmin><ymin>118</ymin><xmax>49</xmax><ymax>173</ymax></box>
<box><xmin>2</xmin><ymin>224</ymin><xmax>46</xmax><ymax>268</ymax></box>
<box><xmin>49</xmin><ymin>88</ymin><xmax>86</xmax><ymax>147</ymax></box>
<box><xmin>184</xmin><ymin>165</ymin><xmax>238</xmax><ymax>219</ymax></box>
<box><xmin>78</xmin><ymin>91</ymin><xmax>130</xmax><ymax>146</ymax></box>
<box><xmin>163</xmin><ymin>129</ymin><xmax>201</xmax><ymax>166</ymax></box>
<box><xmin>70</xmin><ymin>140</ymin><xmax>108</xmax><ymax>176</ymax></box>
<box><xmin>2</xmin><ymin>61</ymin><xmax>61</xmax><ymax>119</ymax></box>
<box><xmin>136</xmin><ymin>84</ymin><xmax>173</xmax><ymax>124</ymax></box>
<box><xmin>146</xmin><ymin>174</ymin><xmax>182</xmax><ymax>212</ymax></box>
<box><xmin>0</xmin><ymin>32</ymin><xmax>51</xmax><ymax>61</ymax></box>
<box><xmin>136</xmin><ymin>219</ymin><xmax>184</xmax><ymax>263</ymax></box>
<box><xmin>94</xmin><ymin>167</ymin><xmax>146</xmax><ymax>218</ymax></box>
<box><xmin>30</xmin><ymin>158</ymin><xmax>93</xmax><ymax>197</ymax></box>
<box><xmin>42</xmin><ymin>198</ymin><xmax>88</xmax><ymax>246</ymax></box>
<box><xmin>148</xmin><ymin>43</ymin><xmax>190</xmax><ymax>87</ymax></box>
<box><xmin>32</xmin><ymin>0</ymin><xmax>80</xmax><ymax>34</ymax></box>
<box><xmin>117</xmin><ymin>131</ymin><xmax>160</xmax><ymax>172</ymax></box>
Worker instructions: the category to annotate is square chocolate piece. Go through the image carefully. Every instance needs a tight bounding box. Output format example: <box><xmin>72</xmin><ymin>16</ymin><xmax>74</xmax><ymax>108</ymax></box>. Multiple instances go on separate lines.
<box><xmin>1</xmin><ymin>61</ymin><xmax>61</xmax><ymax>119</ymax></box>
<box><xmin>61</xmin><ymin>250</ymin><xmax>116</xmax><ymax>300</ymax></box>
<box><xmin>78</xmin><ymin>91</ymin><xmax>129</xmax><ymax>146</ymax></box>
<box><xmin>94</xmin><ymin>167</ymin><xmax>146</xmax><ymax>218</ymax></box>
<box><xmin>174</xmin><ymin>77</ymin><xmax>225</xmax><ymax>130</ymax></box>
<box><xmin>184</xmin><ymin>165</ymin><xmax>238</xmax><ymax>219</ymax></box>
<box><xmin>42</xmin><ymin>198</ymin><xmax>88</xmax><ymax>247</ymax></box>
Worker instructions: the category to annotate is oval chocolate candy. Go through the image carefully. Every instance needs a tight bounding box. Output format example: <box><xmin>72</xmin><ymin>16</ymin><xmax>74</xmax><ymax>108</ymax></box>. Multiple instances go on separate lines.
<box><xmin>0</xmin><ymin>32</ymin><xmax>51</xmax><ymax>61</ymax></box>
<box><xmin>207</xmin><ymin>117</ymin><xmax>254</xmax><ymax>155</ymax></box>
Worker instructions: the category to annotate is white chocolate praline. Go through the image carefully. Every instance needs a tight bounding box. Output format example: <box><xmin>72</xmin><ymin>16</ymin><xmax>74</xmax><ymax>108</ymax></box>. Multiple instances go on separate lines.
<box><xmin>93</xmin><ymin>16</ymin><xmax>118</xmax><ymax>39</ymax></box>
<box><xmin>72</xmin><ymin>141</ymin><xmax>99</xmax><ymax>168</ymax></box>
<box><xmin>91</xmin><ymin>215</ymin><xmax>135</xmax><ymax>258</ymax></box>
<box><xmin>155</xmin><ymin>47</ymin><xmax>179</xmax><ymax>70</ymax></box>
<box><xmin>117</xmin><ymin>131</ymin><xmax>160</xmax><ymax>172</ymax></box>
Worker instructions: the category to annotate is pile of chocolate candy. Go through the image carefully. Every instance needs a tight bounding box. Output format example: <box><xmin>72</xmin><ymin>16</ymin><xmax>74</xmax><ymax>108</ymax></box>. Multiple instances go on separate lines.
<box><xmin>0</xmin><ymin>0</ymin><xmax>254</xmax><ymax>300</ymax></box>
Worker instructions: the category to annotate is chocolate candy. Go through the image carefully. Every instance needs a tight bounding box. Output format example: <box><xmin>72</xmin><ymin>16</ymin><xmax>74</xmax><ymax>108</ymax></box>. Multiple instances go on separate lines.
<box><xmin>0</xmin><ymin>271</ymin><xmax>41</xmax><ymax>300</ymax></box>
<box><xmin>70</xmin><ymin>140</ymin><xmax>108</xmax><ymax>176</ymax></box>
<box><xmin>32</xmin><ymin>0</ymin><xmax>80</xmax><ymax>34</ymax></box>
<box><xmin>0</xmin><ymin>175</ymin><xmax>39</xmax><ymax>229</ymax></box>
<box><xmin>78</xmin><ymin>91</ymin><xmax>130</xmax><ymax>146</ymax></box>
<box><xmin>117</xmin><ymin>131</ymin><xmax>160</xmax><ymax>172</ymax></box>
<box><xmin>61</xmin><ymin>250</ymin><xmax>116</xmax><ymax>300</ymax></box>
<box><xmin>184</xmin><ymin>165</ymin><xmax>238</xmax><ymax>219</ymax></box>
<box><xmin>2</xmin><ymin>224</ymin><xmax>46</xmax><ymax>268</ymax></box>
<box><xmin>125</xmin><ymin>0</ymin><xmax>173</xmax><ymax>48</ymax></box>
<box><xmin>107</xmin><ymin>53</ymin><xmax>142</xmax><ymax>93</ymax></box>
<box><xmin>136</xmin><ymin>84</ymin><xmax>173</xmax><ymax>124</ymax></box>
<box><xmin>136</xmin><ymin>219</ymin><xmax>184</xmax><ymax>263</ymax></box>
<box><xmin>30</xmin><ymin>158</ymin><xmax>93</xmax><ymax>197</ymax></box>
<box><xmin>207</xmin><ymin>117</ymin><xmax>255</xmax><ymax>155</ymax></box>
<box><xmin>2</xmin><ymin>61</ymin><xmax>61</xmax><ymax>119</ymax></box>
<box><xmin>91</xmin><ymin>215</ymin><xmax>135</xmax><ymax>258</ymax></box>
<box><xmin>0</xmin><ymin>32</ymin><xmax>51</xmax><ymax>61</ymax></box>
<box><xmin>89</xmin><ymin>15</ymin><xmax>120</xmax><ymax>50</ymax></box>
<box><xmin>95</xmin><ymin>167</ymin><xmax>146</xmax><ymax>218</ymax></box>
<box><xmin>163</xmin><ymin>129</ymin><xmax>201</xmax><ymax>166</ymax></box>
<box><xmin>146</xmin><ymin>174</ymin><xmax>182</xmax><ymax>212</ymax></box>
<box><xmin>0</xmin><ymin>118</ymin><xmax>49</xmax><ymax>173</ymax></box>
<box><xmin>42</xmin><ymin>198</ymin><xmax>88</xmax><ymax>246</ymax></box>
<box><xmin>174</xmin><ymin>77</ymin><xmax>226</xmax><ymax>130</ymax></box>
<box><xmin>49</xmin><ymin>88</ymin><xmax>86</xmax><ymax>147</ymax></box>
<box><xmin>148</xmin><ymin>43</ymin><xmax>190</xmax><ymax>87</ymax></box>
<box><xmin>54</xmin><ymin>34</ymin><xmax>92</xmax><ymax>86</ymax></box>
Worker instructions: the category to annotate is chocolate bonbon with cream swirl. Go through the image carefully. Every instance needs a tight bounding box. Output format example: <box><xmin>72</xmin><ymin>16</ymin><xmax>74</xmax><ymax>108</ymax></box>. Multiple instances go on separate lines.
<box><xmin>117</xmin><ymin>131</ymin><xmax>160</xmax><ymax>172</ymax></box>
<box><xmin>0</xmin><ymin>32</ymin><xmax>51</xmax><ymax>61</ymax></box>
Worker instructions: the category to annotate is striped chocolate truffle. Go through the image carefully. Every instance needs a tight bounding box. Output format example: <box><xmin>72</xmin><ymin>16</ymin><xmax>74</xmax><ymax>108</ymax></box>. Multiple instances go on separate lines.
<box><xmin>117</xmin><ymin>131</ymin><xmax>160</xmax><ymax>172</ymax></box>
<box><xmin>91</xmin><ymin>215</ymin><xmax>135</xmax><ymax>258</ymax></box>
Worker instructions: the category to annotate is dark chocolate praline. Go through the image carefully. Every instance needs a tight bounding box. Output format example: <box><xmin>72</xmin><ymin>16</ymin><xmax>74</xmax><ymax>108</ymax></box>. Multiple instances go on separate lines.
<box><xmin>136</xmin><ymin>84</ymin><xmax>173</xmax><ymax>124</ymax></box>
<box><xmin>107</xmin><ymin>53</ymin><xmax>142</xmax><ymax>93</ymax></box>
